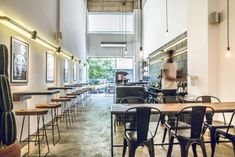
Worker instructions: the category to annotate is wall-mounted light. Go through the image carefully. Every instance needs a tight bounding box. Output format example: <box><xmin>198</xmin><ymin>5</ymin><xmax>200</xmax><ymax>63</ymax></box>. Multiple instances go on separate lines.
<box><xmin>226</xmin><ymin>0</ymin><xmax>231</xmax><ymax>58</ymax></box>
<box><xmin>0</xmin><ymin>16</ymin><xmax>57</xmax><ymax>51</ymax></box>
<box><xmin>31</xmin><ymin>30</ymin><xmax>37</xmax><ymax>39</ymax></box>
<box><xmin>0</xmin><ymin>15</ymin><xmax>80</xmax><ymax>61</ymax></box>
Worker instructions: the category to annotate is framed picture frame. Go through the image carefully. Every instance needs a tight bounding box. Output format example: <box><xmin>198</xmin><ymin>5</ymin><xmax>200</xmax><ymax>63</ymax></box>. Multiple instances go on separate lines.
<box><xmin>64</xmin><ymin>59</ymin><xmax>69</xmax><ymax>82</ymax></box>
<box><xmin>46</xmin><ymin>52</ymin><xmax>55</xmax><ymax>82</ymax></box>
<box><xmin>10</xmin><ymin>37</ymin><xmax>29</xmax><ymax>83</ymax></box>
<box><xmin>73</xmin><ymin>64</ymin><xmax>76</xmax><ymax>81</ymax></box>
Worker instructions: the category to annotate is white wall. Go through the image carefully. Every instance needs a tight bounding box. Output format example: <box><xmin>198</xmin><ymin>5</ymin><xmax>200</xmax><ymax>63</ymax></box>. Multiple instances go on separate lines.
<box><xmin>0</xmin><ymin>0</ymin><xmax>87</xmax><ymax>139</ymax></box>
<box><xmin>143</xmin><ymin>0</ymin><xmax>187</xmax><ymax>57</ymax></box>
<box><xmin>60</xmin><ymin>0</ymin><xmax>87</xmax><ymax>60</ymax></box>
<box><xmin>0</xmin><ymin>0</ymin><xmax>87</xmax><ymax>60</ymax></box>
<box><xmin>88</xmin><ymin>33</ymin><xmax>135</xmax><ymax>57</ymax></box>
<box><xmin>187</xmin><ymin>0</ymin><xmax>209</xmax><ymax>95</ymax></box>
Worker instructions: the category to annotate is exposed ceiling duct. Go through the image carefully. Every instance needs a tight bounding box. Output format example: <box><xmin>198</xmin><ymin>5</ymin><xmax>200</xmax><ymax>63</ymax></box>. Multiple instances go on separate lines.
<box><xmin>87</xmin><ymin>0</ymin><xmax>138</xmax><ymax>12</ymax></box>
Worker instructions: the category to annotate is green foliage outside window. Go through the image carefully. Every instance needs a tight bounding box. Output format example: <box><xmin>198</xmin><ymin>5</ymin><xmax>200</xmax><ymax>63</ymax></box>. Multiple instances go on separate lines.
<box><xmin>88</xmin><ymin>58</ymin><xmax>115</xmax><ymax>82</ymax></box>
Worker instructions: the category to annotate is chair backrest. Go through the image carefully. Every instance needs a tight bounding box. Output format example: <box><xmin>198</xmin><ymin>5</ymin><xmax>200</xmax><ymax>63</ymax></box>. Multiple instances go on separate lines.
<box><xmin>156</xmin><ymin>96</ymin><xmax>177</xmax><ymax>104</ymax></box>
<box><xmin>196</xmin><ymin>95</ymin><xmax>221</xmax><ymax>103</ymax></box>
<box><xmin>226</xmin><ymin>111</ymin><xmax>235</xmax><ymax>133</ymax></box>
<box><xmin>120</xmin><ymin>96</ymin><xmax>146</xmax><ymax>104</ymax></box>
<box><xmin>175</xmin><ymin>106</ymin><xmax>214</xmax><ymax>138</ymax></box>
<box><xmin>196</xmin><ymin>96</ymin><xmax>221</xmax><ymax>124</ymax></box>
<box><xmin>123</xmin><ymin>107</ymin><xmax>162</xmax><ymax>141</ymax></box>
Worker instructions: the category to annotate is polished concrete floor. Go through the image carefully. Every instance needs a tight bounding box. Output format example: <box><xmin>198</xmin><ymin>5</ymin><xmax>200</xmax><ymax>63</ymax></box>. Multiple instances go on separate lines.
<box><xmin>21</xmin><ymin>94</ymin><xmax>234</xmax><ymax>157</ymax></box>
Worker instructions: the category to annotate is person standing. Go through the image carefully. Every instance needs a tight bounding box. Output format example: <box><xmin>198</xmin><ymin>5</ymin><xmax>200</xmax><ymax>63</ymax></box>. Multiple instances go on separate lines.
<box><xmin>161</xmin><ymin>49</ymin><xmax>178</xmax><ymax>97</ymax></box>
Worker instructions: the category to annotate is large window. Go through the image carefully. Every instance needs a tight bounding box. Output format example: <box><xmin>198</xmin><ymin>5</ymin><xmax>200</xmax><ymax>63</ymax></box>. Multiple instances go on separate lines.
<box><xmin>88</xmin><ymin>13</ymin><xmax>134</xmax><ymax>34</ymax></box>
<box><xmin>88</xmin><ymin>57</ymin><xmax>134</xmax><ymax>90</ymax></box>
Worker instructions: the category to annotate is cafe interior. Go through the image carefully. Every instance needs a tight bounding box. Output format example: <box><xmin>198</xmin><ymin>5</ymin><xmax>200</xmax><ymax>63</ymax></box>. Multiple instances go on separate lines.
<box><xmin>0</xmin><ymin>0</ymin><xmax>235</xmax><ymax>157</ymax></box>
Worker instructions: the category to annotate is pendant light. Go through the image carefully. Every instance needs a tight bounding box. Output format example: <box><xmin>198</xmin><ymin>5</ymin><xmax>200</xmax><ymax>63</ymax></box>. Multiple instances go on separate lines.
<box><xmin>139</xmin><ymin>0</ymin><xmax>144</xmax><ymax>58</ymax></box>
<box><xmin>124</xmin><ymin>0</ymin><xmax>128</xmax><ymax>54</ymax></box>
<box><xmin>165</xmin><ymin>0</ymin><xmax>169</xmax><ymax>36</ymax></box>
<box><xmin>225</xmin><ymin>0</ymin><xmax>231</xmax><ymax>58</ymax></box>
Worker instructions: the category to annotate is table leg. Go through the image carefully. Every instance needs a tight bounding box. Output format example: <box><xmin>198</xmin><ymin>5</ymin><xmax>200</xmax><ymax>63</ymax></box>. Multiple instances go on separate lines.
<box><xmin>111</xmin><ymin>113</ymin><xmax>114</xmax><ymax>157</ymax></box>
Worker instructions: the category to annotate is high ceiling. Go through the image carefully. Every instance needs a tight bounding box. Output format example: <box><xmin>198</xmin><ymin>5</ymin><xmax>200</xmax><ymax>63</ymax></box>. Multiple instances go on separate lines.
<box><xmin>87</xmin><ymin>0</ymin><xmax>139</xmax><ymax>12</ymax></box>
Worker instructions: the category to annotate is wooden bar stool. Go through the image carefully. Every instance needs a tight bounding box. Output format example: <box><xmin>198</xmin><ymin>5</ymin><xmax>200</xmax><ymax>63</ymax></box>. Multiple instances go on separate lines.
<box><xmin>51</xmin><ymin>98</ymin><xmax>71</xmax><ymax>130</ymax></box>
<box><xmin>67</xmin><ymin>92</ymin><xmax>81</xmax><ymax>115</ymax></box>
<box><xmin>15</xmin><ymin>109</ymin><xmax>50</xmax><ymax>157</ymax></box>
<box><xmin>35</xmin><ymin>103</ymin><xmax>61</xmax><ymax>145</ymax></box>
<box><xmin>60</xmin><ymin>95</ymin><xmax>77</xmax><ymax>122</ymax></box>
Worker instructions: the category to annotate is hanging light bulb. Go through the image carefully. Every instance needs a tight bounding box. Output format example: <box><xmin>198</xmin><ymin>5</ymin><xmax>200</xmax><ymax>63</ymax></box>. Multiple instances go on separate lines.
<box><xmin>165</xmin><ymin>0</ymin><xmax>169</xmax><ymax>36</ymax></box>
<box><xmin>225</xmin><ymin>0</ymin><xmax>231</xmax><ymax>58</ymax></box>
<box><xmin>226</xmin><ymin>47</ymin><xmax>231</xmax><ymax>58</ymax></box>
<box><xmin>165</xmin><ymin>29</ymin><xmax>169</xmax><ymax>36</ymax></box>
<box><xmin>139</xmin><ymin>46</ymin><xmax>144</xmax><ymax>58</ymax></box>
<box><xmin>125</xmin><ymin>48</ymin><xmax>127</xmax><ymax>54</ymax></box>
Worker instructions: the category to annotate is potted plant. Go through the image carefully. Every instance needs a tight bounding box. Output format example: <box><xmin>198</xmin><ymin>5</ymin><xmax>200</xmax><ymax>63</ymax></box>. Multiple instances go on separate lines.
<box><xmin>0</xmin><ymin>44</ymin><xmax>21</xmax><ymax>157</ymax></box>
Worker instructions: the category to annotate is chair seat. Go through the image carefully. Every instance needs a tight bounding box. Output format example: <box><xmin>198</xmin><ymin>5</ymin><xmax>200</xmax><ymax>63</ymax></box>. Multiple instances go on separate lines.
<box><xmin>51</xmin><ymin>98</ymin><xmax>71</xmax><ymax>102</ymax></box>
<box><xmin>126</xmin><ymin>130</ymin><xmax>154</xmax><ymax>141</ymax></box>
<box><xmin>207</xmin><ymin>120</ymin><xmax>232</xmax><ymax>128</ymax></box>
<box><xmin>35</xmin><ymin>103</ymin><xmax>61</xmax><ymax>109</ymax></box>
<box><xmin>165</xmin><ymin>120</ymin><xmax>191</xmax><ymax>129</ymax></box>
<box><xmin>216</xmin><ymin>129</ymin><xmax>235</xmax><ymax>140</ymax></box>
<box><xmin>15</xmin><ymin>109</ymin><xmax>48</xmax><ymax>116</ymax></box>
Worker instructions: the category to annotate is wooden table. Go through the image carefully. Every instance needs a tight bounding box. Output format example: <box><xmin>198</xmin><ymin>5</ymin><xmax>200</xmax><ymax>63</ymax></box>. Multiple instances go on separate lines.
<box><xmin>13</xmin><ymin>90</ymin><xmax>60</xmax><ymax>101</ymax></box>
<box><xmin>110</xmin><ymin>102</ymin><xmax>235</xmax><ymax>157</ymax></box>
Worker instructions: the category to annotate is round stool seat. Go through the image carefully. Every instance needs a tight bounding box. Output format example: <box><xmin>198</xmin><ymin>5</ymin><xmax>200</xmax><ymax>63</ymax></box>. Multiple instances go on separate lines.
<box><xmin>60</xmin><ymin>95</ymin><xmax>76</xmax><ymax>99</ymax></box>
<box><xmin>67</xmin><ymin>93</ymin><xmax>80</xmax><ymax>96</ymax></box>
<box><xmin>51</xmin><ymin>98</ymin><xmax>71</xmax><ymax>102</ymax></box>
<box><xmin>35</xmin><ymin>103</ymin><xmax>61</xmax><ymax>109</ymax></box>
<box><xmin>15</xmin><ymin>109</ymin><xmax>48</xmax><ymax>116</ymax></box>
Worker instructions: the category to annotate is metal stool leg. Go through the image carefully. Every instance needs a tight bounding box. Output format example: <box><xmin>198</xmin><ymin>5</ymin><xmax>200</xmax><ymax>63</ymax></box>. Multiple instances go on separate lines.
<box><xmin>42</xmin><ymin>115</ymin><xmax>50</xmax><ymax>156</ymax></box>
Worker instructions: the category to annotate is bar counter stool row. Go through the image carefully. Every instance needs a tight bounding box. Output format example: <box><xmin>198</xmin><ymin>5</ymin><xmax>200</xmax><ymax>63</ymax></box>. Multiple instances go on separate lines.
<box><xmin>15</xmin><ymin>88</ymin><xmax>90</xmax><ymax>157</ymax></box>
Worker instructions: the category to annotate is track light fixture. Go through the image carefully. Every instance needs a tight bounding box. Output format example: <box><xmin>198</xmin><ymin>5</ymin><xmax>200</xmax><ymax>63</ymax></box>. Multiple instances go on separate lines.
<box><xmin>31</xmin><ymin>30</ymin><xmax>37</xmax><ymax>39</ymax></box>
<box><xmin>0</xmin><ymin>15</ymin><xmax>79</xmax><ymax>61</ymax></box>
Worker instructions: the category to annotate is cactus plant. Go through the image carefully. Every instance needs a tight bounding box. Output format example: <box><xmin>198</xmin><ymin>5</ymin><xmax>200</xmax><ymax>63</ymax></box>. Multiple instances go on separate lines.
<box><xmin>0</xmin><ymin>44</ymin><xmax>17</xmax><ymax>147</ymax></box>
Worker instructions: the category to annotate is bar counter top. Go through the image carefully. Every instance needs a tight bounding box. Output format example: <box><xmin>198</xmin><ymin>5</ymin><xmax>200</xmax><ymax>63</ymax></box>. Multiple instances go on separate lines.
<box><xmin>13</xmin><ymin>90</ymin><xmax>60</xmax><ymax>101</ymax></box>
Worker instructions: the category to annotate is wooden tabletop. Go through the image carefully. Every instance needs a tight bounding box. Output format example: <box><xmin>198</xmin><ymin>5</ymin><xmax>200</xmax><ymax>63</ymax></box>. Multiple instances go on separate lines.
<box><xmin>48</xmin><ymin>87</ymin><xmax>73</xmax><ymax>90</ymax></box>
<box><xmin>111</xmin><ymin>102</ymin><xmax>235</xmax><ymax>114</ymax></box>
<box><xmin>13</xmin><ymin>90</ymin><xmax>60</xmax><ymax>101</ymax></box>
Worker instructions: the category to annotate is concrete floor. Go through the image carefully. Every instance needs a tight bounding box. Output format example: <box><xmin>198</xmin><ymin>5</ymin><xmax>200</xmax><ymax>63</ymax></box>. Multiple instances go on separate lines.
<box><xmin>21</xmin><ymin>94</ymin><xmax>234</xmax><ymax>157</ymax></box>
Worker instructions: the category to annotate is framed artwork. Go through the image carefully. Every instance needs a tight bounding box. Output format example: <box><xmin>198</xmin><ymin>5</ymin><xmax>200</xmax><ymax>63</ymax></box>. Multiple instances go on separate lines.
<box><xmin>73</xmin><ymin>64</ymin><xmax>76</xmax><ymax>81</ymax></box>
<box><xmin>46</xmin><ymin>52</ymin><xmax>55</xmax><ymax>82</ymax></box>
<box><xmin>10</xmin><ymin>37</ymin><xmax>29</xmax><ymax>83</ymax></box>
<box><xmin>64</xmin><ymin>59</ymin><xmax>69</xmax><ymax>82</ymax></box>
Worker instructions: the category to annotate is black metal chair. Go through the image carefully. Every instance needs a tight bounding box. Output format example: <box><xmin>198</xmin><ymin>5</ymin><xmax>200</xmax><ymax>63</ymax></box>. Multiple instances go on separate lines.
<box><xmin>114</xmin><ymin>96</ymin><xmax>147</xmax><ymax>132</ymax></box>
<box><xmin>167</xmin><ymin>106</ymin><xmax>214</xmax><ymax>157</ymax></box>
<box><xmin>161</xmin><ymin>96</ymin><xmax>190</xmax><ymax>147</ymax></box>
<box><xmin>122</xmin><ymin>106</ymin><xmax>162</xmax><ymax>157</ymax></box>
<box><xmin>120</xmin><ymin>96</ymin><xmax>146</xmax><ymax>104</ymax></box>
<box><xmin>214</xmin><ymin>111</ymin><xmax>235</xmax><ymax>156</ymax></box>
<box><xmin>196</xmin><ymin>96</ymin><xmax>233</xmax><ymax>157</ymax></box>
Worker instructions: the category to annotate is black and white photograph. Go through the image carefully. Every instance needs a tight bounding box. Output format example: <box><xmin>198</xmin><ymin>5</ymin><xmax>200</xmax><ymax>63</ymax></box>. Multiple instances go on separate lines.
<box><xmin>46</xmin><ymin>52</ymin><xmax>55</xmax><ymax>82</ymax></box>
<box><xmin>10</xmin><ymin>37</ymin><xmax>29</xmax><ymax>83</ymax></box>
<box><xmin>64</xmin><ymin>59</ymin><xmax>69</xmax><ymax>82</ymax></box>
<box><xmin>73</xmin><ymin>63</ymin><xmax>76</xmax><ymax>81</ymax></box>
